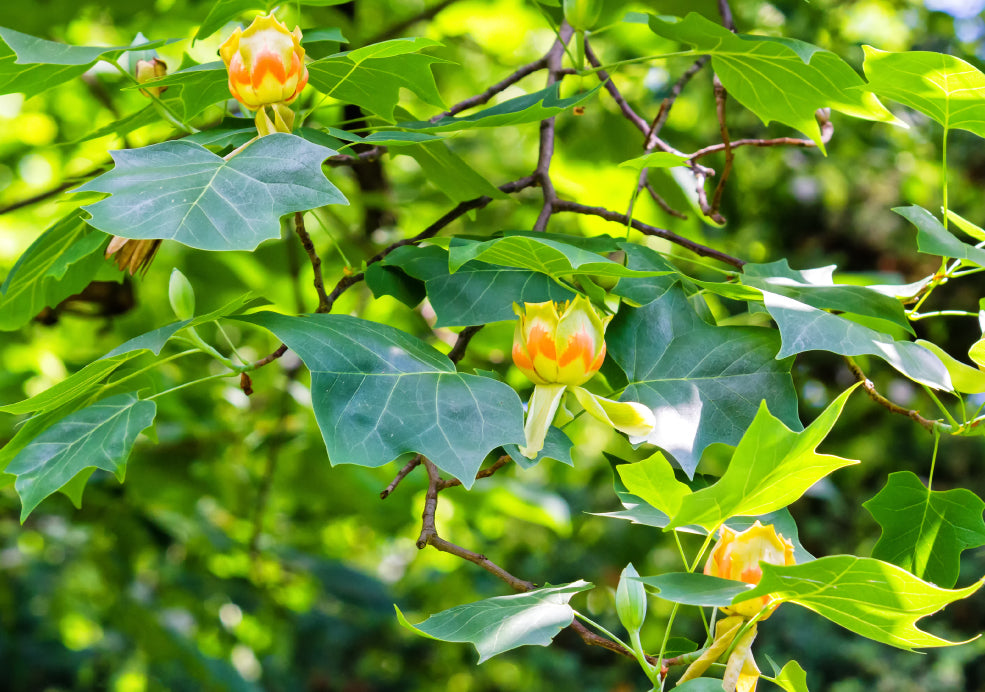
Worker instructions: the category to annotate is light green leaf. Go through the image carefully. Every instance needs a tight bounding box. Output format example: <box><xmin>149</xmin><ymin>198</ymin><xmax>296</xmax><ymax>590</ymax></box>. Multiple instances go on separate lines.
<box><xmin>864</xmin><ymin>471</ymin><xmax>985</xmax><ymax>588</ymax></box>
<box><xmin>647</xmin><ymin>13</ymin><xmax>896</xmax><ymax>148</ymax></box>
<box><xmin>946</xmin><ymin>209</ymin><xmax>985</xmax><ymax>243</ymax></box>
<box><xmin>194</xmin><ymin>0</ymin><xmax>264</xmax><ymax>41</ymax></box>
<box><xmin>771</xmin><ymin>661</ymin><xmax>809</xmax><ymax>692</ymax></box>
<box><xmin>395</xmin><ymin>581</ymin><xmax>592</xmax><ymax>662</ymax></box>
<box><xmin>307</xmin><ymin>51</ymin><xmax>447</xmax><ymax>122</ymax></box>
<box><xmin>607</xmin><ymin>284</ymin><xmax>799</xmax><ymax>476</ymax></box>
<box><xmin>0</xmin><ymin>210</ymin><xmax>110</xmax><ymax>331</ymax></box>
<box><xmin>895</xmin><ymin>205</ymin><xmax>985</xmax><ymax>267</ymax></box>
<box><xmin>734</xmin><ymin>555</ymin><xmax>983</xmax><ymax>650</ymax></box>
<box><xmin>448</xmin><ymin>236</ymin><xmax>674</xmax><ymax>280</ymax></box>
<box><xmin>76</xmin><ymin>134</ymin><xmax>347</xmax><ymax>252</ymax></box>
<box><xmin>616</xmin><ymin>451</ymin><xmax>691</xmax><ymax>518</ymax></box>
<box><xmin>400</xmin><ymin>84</ymin><xmax>600</xmax><ymax>132</ymax></box>
<box><xmin>761</xmin><ymin>290</ymin><xmax>951</xmax><ymax>390</ymax></box>
<box><xmin>915</xmin><ymin>340</ymin><xmax>985</xmax><ymax>394</ymax></box>
<box><xmin>349</xmin><ymin>38</ymin><xmax>442</xmax><ymax>63</ymax></box>
<box><xmin>674</xmin><ymin>680</ymin><xmax>731</xmax><ymax>692</ymax></box>
<box><xmin>618</xmin><ymin>151</ymin><xmax>689</xmax><ymax>171</ymax></box>
<box><xmin>668</xmin><ymin>385</ymin><xmax>858</xmax><ymax>531</ymax></box>
<box><xmin>636</xmin><ymin>572</ymin><xmax>753</xmax><ymax>607</ymax></box>
<box><xmin>69</xmin><ymin>104</ymin><xmax>159</xmax><ymax>145</ymax></box>
<box><xmin>504</xmin><ymin>426</ymin><xmax>574</xmax><ymax>470</ymax></box>
<box><xmin>236</xmin><ymin>313</ymin><xmax>524</xmax><ymax>487</ymax></box>
<box><xmin>863</xmin><ymin>46</ymin><xmax>985</xmax><ymax>137</ymax></box>
<box><xmin>395</xmin><ymin>141</ymin><xmax>508</xmax><ymax>205</ymax></box>
<box><xmin>302</xmin><ymin>28</ymin><xmax>348</xmax><ymax>44</ymax></box>
<box><xmin>129</xmin><ymin>61</ymin><xmax>231</xmax><ymax>120</ymax></box>
<box><xmin>0</xmin><ymin>27</ymin><xmax>173</xmax><ymax>98</ymax></box>
<box><xmin>6</xmin><ymin>393</ymin><xmax>157</xmax><ymax>521</ymax></box>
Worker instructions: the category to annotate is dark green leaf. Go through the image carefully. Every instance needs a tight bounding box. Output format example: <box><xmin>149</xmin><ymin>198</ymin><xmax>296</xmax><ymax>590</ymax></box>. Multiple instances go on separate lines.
<box><xmin>0</xmin><ymin>210</ymin><xmax>110</xmax><ymax>331</ymax></box>
<box><xmin>130</xmin><ymin>61</ymin><xmax>230</xmax><ymax>120</ymax></box>
<box><xmin>236</xmin><ymin>313</ymin><xmax>524</xmax><ymax>487</ymax></box>
<box><xmin>607</xmin><ymin>284</ymin><xmax>799</xmax><ymax>476</ymax></box>
<box><xmin>735</xmin><ymin>555</ymin><xmax>983</xmax><ymax>649</ymax></box>
<box><xmin>864</xmin><ymin>471</ymin><xmax>985</xmax><ymax>588</ymax></box>
<box><xmin>505</xmin><ymin>426</ymin><xmax>574</xmax><ymax>469</ymax></box>
<box><xmin>76</xmin><ymin>134</ymin><xmax>347</xmax><ymax>252</ymax></box>
<box><xmin>395</xmin><ymin>142</ymin><xmax>508</xmax><ymax>204</ymax></box>
<box><xmin>636</xmin><ymin>573</ymin><xmax>753</xmax><ymax>607</ymax></box>
<box><xmin>7</xmin><ymin>393</ymin><xmax>157</xmax><ymax>521</ymax></box>
<box><xmin>395</xmin><ymin>581</ymin><xmax>592</xmax><ymax>662</ymax></box>
<box><xmin>400</xmin><ymin>84</ymin><xmax>600</xmax><ymax>132</ymax></box>
<box><xmin>895</xmin><ymin>205</ymin><xmax>985</xmax><ymax>267</ymax></box>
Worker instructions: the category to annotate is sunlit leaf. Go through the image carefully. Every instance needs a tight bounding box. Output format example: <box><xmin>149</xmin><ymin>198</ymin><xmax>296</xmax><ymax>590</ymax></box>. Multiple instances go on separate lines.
<box><xmin>895</xmin><ymin>205</ymin><xmax>985</xmax><ymax>267</ymax></box>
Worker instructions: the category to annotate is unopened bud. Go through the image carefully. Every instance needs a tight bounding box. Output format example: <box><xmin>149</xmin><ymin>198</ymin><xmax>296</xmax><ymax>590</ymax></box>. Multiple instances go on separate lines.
<box><xmin>136</xmin><ymin>58</ymin><xmax>168</xmax><ymax>98</ymax></box>
<box><xmin>563</xmin><ymin>0</ymin><xmax>604</xmax><ymax>31</ymax></box>
<box><xmin>615</xmin><ymin>563</ymin><xmax>647</xmax><ymax>635</ymax></box>
<box><xmin>168</xmin><ymin>268</ymin><xmax>196</xmax><ymax>321</ymax></box>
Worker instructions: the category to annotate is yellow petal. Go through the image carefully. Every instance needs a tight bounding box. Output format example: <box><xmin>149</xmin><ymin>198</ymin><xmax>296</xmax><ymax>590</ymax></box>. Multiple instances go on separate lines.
<box><xmin>519</xmin><ymin>384</ymin><xmax>567</xmax><ymax>459</ymax></box>
<box><xmin>570</xmin><ymin>387</ymin><xmax>655</xmax><ymax>439</ymax></box>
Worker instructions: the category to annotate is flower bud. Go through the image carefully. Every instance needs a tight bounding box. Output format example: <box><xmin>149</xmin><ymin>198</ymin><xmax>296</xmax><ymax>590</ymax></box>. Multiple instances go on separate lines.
<box><xmin>168</xmin><ymin>268</ymin><xmax>196</xmax><ymax>320</ymax></box>
<box><xmin>219</xmin><ymin>14</ymin><xmax>309</xmax><ymax>111</ymax></box>
<box><xmin>615</xmin><ymin>563</ymin><xmax>647</xmax><ymax>635</ymax></box>
<box><xmin>704</xmin><ymin>521</ymin><xmax>796</xmax><ymax>620</ymax></box>
<box><xmin>512</xmin><ymin>295</ymin><xmax>610</xmax><ymax>387</ymax></box>
<box><xmin>563</xmin><ymin>0</ymin><xmax>604</xmax><ymax>31</ymax></box>
<box><xmin>105</xmin><ymin>237</ymin><xmax>161</xmax><ymax>276</ymax></box>
<box><xmin>135</xmin><ymin>57</ymin><xmax>168</xmax><ymax>98</ymax></box>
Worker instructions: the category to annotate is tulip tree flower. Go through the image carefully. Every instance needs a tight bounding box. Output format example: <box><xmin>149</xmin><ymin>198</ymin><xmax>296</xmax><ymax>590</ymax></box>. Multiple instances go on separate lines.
<box><xmin>512</xmin><ymin>296</ymin><xmax>655</xmax><ymax>458</ymax></box>
<box><xmin>220</xmin><ymin>14</ymin><xmax>309</xmax><ymax>136</ymax></box>
<box><xmin>135</xmin><ymin>57</ymin><xmax>168</xmax><ymax>98</ymax></box>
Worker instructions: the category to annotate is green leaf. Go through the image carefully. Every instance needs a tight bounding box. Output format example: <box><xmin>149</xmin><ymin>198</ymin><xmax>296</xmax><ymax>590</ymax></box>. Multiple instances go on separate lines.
<box><xmin>302</xmin><ymin>28</ymin><xmax>348</xmax><ymax>45</ymax></box>
<box><xmin>636</xmin><ymin>572</ymin><xmax>753</xmax><ymax>607</ymax></box>
<box><xmin>378</xmin><ymin>245</ymin><xmax>576</xmax><ymax>327</ymax></box>
<box><xmin>863</xmin><ymin>46</ymin><xmax>985</xmax><ymax>137</ymax></box>
<box><xmin>734</xmin><ymin>555</ymin><xmax>983</xmax><ymax>650</ymax></box>
<box><xmin>895</xmin><ymin>205</ymin><xmax>985</xmax><ymax>267</ymax></box>
<box><xmin>194</xmin><ymin>0</ymin><xmax>263</xmax><ymax>41</ymax></box>
<box><xmin>616</xmin><ymin>451</ymin><xmax>691</xmax><ymax>518</ymax></box>
<box><xmin>0</xmin><ymin>210</ymin><xmax>111</xmax><ymax>331</ymax></box>
<box><xmin>395</xmin><ymin>581</ymin><xmax>592</xmax><ymax>662</ymax></box>
<box><xmin>609</xmin><ymin>242</ymin><xmax>680</xmax><ymax>305</ymax></box>
<box><xmin>399</xmin><ymin>84</ymin><xmax>600</xmax><ymax>132</ymax></box>
<box><xmin>618</xmin><ymin>151</ymin><xmax>689</xmax><ymax>171</ymax></box>
<box><xmin>761</xmin><ymin>289</ymin><xmax>951</xmax><ymax>390</ymax></box>
<box><xmin>667</xmin><ymin>385</ymin><xmax>858</xmax><ymax>531</ymax></box>
<box><xmin>0</xmin><ymin>353</ymin><xmax>142</xmax><ymax>415</ymax></box>
<box><xmin>307</xmin><ymin>51</ymin><xmax>447</xmax><ymax>122</ymax></box>
<box><xmin>504</xmin><ymin>426</ymin><xmax>574</xmax><ymax>470</ymax></box>
<box><xmin>915</xmin><ymin>340</ymin><xmax>985</xmax><ymax>394</ymax></box>
<box><xmin>946</xmin><ymin>209</ymin><xmax>985</xmax><ymax>243</ymax></box>
<box><xmin>236</xmin><ymin>313</ymin><xmax>524</xmax><ymax>487</ymax></box>
<box><xmin>6</xmin><ymin>393</ymin><xmax>157</xmax><ymax>521</ymax></box>
<box><xmin>742</xmin><ymin>259</ymin><xmax>913</xmax><ymax>335</ymax></box>
<box><xmin>69</xmin><ymin>104</ymin><xmax>159</xmax><ymax>145</ymax></box>
<box><xmin>771</xmin><ymin>661</ymin><xmax>809</xmax><ymax>692</ymax></box>
<box><xmin>448</xmin><ymin>236</ymin><xmax>673</xmax><ymax>280</ymax></box>
<box><xmin>647</xmin><ymin>13</ymin><xmax>896</xmax><ymax>148</ymax></box>
<box><xmin>349</xmin><ymin>38</ymin><xmax>442</xmax><ymax>63</ymax></box>
<box><xmin>0</xmin><ymin>27</ymin><xmax>172</xmax><ymax>98</ymax></box>
<box><xmin>76</xmin><ymin>134</ymin><xmax>347</xmax><ymax>252</ymax></box>
<box><xmin>607</xmin><ymin>284</ymin><xmax>799</xmax><ymax>476</ymax></box>
<box><xmin>130</xmin><ymin>61</ymin><xmax>231</xmax><ymax>120</ymax></box>
<box><xmin>864</xmin><ymin>471</ymin><xmax>985</xmax><ymax>588</ymax></box>
<box><xmin>674</xmin><ymin>680</ymin><xmax>731</xmax><ymax>692</ymax></box>
<box><xmin>395</xmin><ymin>142</ymin><xmax>508</xmax><ymax>205</ymax></box>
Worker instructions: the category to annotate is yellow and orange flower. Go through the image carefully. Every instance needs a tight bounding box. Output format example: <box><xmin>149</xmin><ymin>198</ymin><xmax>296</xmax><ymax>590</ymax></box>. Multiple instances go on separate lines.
<box><xmin>704</xmin><ymin>521</ymin><xmax>796</xmax><ymax>619</ymax></box>
<box><xmin>219</xmin><ymin>14</ymin><xmax>309</xmax><ymax>111</ymax></box>
<box><xmin>512</xmin><ymin>296</ymin><xmax>609</xmax><ymax>386</ymax></box>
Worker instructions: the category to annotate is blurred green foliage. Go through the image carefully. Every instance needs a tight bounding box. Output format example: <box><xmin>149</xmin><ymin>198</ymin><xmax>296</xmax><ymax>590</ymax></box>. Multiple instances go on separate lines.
<box><xmin>2</xmin><ymin>0</ymin><xmax>985</xmax><ymax>690</ymax></box>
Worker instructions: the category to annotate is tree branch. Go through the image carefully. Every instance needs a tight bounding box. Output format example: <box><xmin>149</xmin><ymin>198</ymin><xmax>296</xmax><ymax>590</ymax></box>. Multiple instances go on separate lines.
<box><xmin>552</xmin><ymin>199</ymin><xmax>745</xmax><ymax>268</ymax></box>
<box><xmin>447</xmin><ymin>325</ymin><xmax>483</xmax><ymax>364</ymax></box>
<box><xmin>689</xmin><ymin>108</ymin><xmax>834</xmax><ymax>160</ymax></box>
<box><xmin>293</xmin><ymin>212</ymin><xmax>330</xmax><ymax>313</ymax></box>
<box><xmin>844</xmin><ymin>357</ymin><xmax>937</xmax><ymax>433</ymax></box>
<box><xmin>380</xmin><ymin>454</ymin><xmax>423</xmax><ymax>499</ymax></box>
<box><xmin>434</xmin><ymin>57</ymin><xmax>549</xmax><ymax>121</ymax></box>
<box><xmin>709</xmin><ymin>77</ymin><xmax>734</xmax><ymax>221</ymax></box>
<box><xmin>533</xmin><ymin>24</ymin><xmax>572</xmax><ymax>231</ymax></box>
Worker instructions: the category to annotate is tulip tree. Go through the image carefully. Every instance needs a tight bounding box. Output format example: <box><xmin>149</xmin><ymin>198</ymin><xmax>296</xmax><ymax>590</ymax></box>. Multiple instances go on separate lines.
<box><xmin>1</xmin><ymin>0</ymin><xmax>985</xmax><ymax>689</ymax></box>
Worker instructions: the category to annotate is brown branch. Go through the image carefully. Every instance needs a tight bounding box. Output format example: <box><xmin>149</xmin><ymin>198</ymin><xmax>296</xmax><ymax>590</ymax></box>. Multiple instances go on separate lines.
<box><xmin>646</xmin><ymin>57</ymin><xmax>710</xmax><ymax>146</ymax></box>
<box><xmin>583</xmin><ymin>40</ymin><xmax>648</xmax><ymax>133</ymax></box>
<box><xmin>709</xmin><ymin>77</ymin><xmax>734</xmax><ymax>221</ymax></box>
<box><xmin>326</xmin><ymin>146</ymin><xmax>386</xmax><ymax>168</ymax></box>
<box><xmin>380</xmin><ymin>454</ymin><xmax>423</xmax><ymax>499</ymax></box>
<box><xmin>844</xmin><ymin>357</ymin><xmax>937</xmax><ymax>433</ymax></box>
<box><xmin>293</xmin><ymin>212</ymin><xmax>331</xmax><ymax>313</ymax></box>
<box><xmin>533</xmin><ymin>24</ymin><xmax>572</xmax><ymax>231</ymax></box>
<box><xmin>436</xmin><ymin>454</ymin><xmax>512</xmax><ymax>491</ymax></box>
<box><xmin>447</xmin><ymin>325</ymin><xmax>483</xmax><ymax>364</ymax></box>
<box><xmin>644</xmin><ymin>182</ymin><xmax>687</xmax><ymax>219</ymax></box>
<box><xmin>689</xmin><ymin>108</ymin><xmax>834</xmax><ymax>160</ymax></box>
<box><xmin>552</xmin><ymin>199</ymin><xmax>745</xmax><ymax>268</ymax></box>
<box><xmin>718</xmin><ymin>0</ymin><xmax>737</xmax><ymax>31</ymax></box>
<box><xmin>434</xmin><ymin>57</ymin><xmax>549</xmax><ymax>122</ymax></box>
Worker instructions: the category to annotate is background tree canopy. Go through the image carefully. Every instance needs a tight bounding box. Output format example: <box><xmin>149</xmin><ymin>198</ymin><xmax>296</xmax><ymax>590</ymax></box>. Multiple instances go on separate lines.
<box><xmin>2</xmin><ymin>0</ymin><xmax>985</xmax><ymax>690</ymax></box>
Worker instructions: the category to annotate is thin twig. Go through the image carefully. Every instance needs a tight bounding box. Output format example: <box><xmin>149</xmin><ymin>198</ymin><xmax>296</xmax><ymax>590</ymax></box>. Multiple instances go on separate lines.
<box><xmin>326</xmin><ymin>146</ymin><xmax>386</xmax><ymax>168</ymax></box>
<box><xmin>844</xmin><ymin>356</ymin><xmax>937</xmax><ymax>433</ymax></box>
<box><xmin>434</xmin><ymin>57</ymin><xmax>549</xmax><ymax>121</ymax></box>
<box><xmin>718</xmin><ymin>0</ymin><xmax>737</xmax><ymax>31</ymax></box>
<box><xmin>533</xmin><ymin>24</ymin><xmax>572</xmax><ymax>231</ymax></box>
<box><xmin>646</xmin><ymin>57</ymin><xmax>710</xmax><ymax>145</ymax></box>
<box><xmin>553</xmin><ymin>199</ymin><xmax>745</xmax><ymax>268</ymax></box>
<box><xmin>436</xmin><ymin>454</ymin><xmax>512</xmax><ymax>490</ymax></box>
<box><xmin>380</xmin><ymin>454</ymin><xmax>423</xmax><ymax>499</ymax></box>
<box><xmin>583</xmin><ymin>40</ymin><xmax>647</xmax><ymax>133</ymax></box>
<box><xmin>709</xmin><ymin>77</ymin><xmax>734</xmax><ymax>220</ymax></box>
<box><xmin>689</xmin><ymin>109</ymin><xmax>834</xmax><ymax>159</ymax></box>
<box><xmin>447</xmin><ymin>325</ymin><xmax>483</xmax><ymax>364</ymax></box>
<box><xmin>644</xmin><ymin>182</ymin><xmax>687</xmax><ymax>219</ymax></box>
<box><xmin>294</xmin><ymin>212</ymin><xmax>331</xmax><ymax>313</ymax></box>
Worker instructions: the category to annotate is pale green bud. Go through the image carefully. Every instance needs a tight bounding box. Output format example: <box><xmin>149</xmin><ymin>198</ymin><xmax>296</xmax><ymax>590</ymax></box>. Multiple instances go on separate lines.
<box><xmin>615</xmin><ymin>562</ymin><xmax>647</xmax><ymax>634</ymax></box>
<box><xmin>168</xmin><ymin>268</ymin><xmax>196</xmax><ymax>320</ymax></box>
<box><xmin>563</xmin><ymin>0</ymin><xmax>603</xmax><ymax>31</ymax></box>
